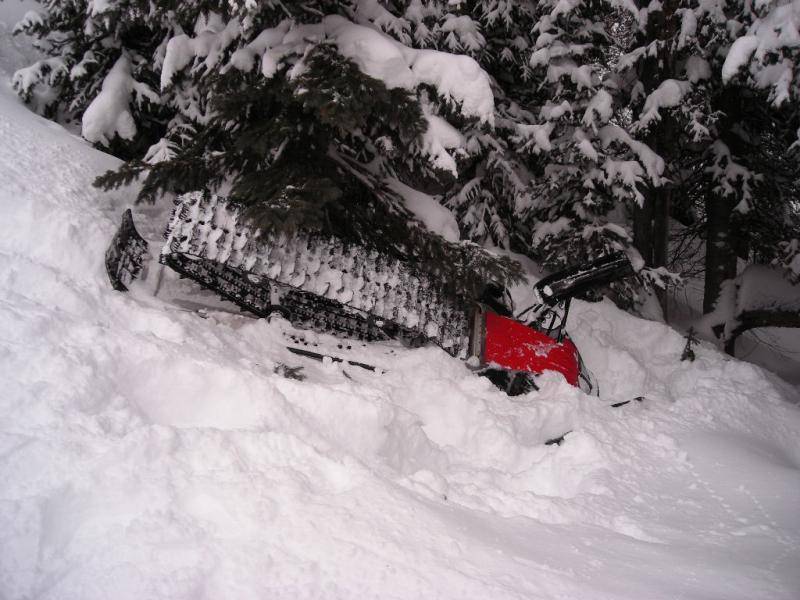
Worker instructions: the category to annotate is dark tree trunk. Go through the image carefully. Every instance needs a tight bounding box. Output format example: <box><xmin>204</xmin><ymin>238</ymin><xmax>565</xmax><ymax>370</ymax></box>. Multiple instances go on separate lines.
<box><xmin>633</xmin><ymin>197</ymin><xmax>654</xmax><ymax>266</ymax></box>
<box><xmin>636</xmin><ymin>185</ymin><xmax>672</xmax><ymax>317</ymax></box>
<box><xmin>703</xmin><ymin>87</ymin><xmax>747</xmax><ymax>318</ymax></box>
<box><xmin>652</xmin><ymin>186</ymin><xmax>671</xmax><ymax>319</ymax></box>
<box><xmin>632</xmin><ymin>0</ymin><xmax>678</xmax><ymax>320</ymax></box>
<box><xmin>724</xmin><ymin>308</ymin><xmax>800</xmax><ymax>355</ymax></box>
<box><xmin>703</xmin><ymin>193</ymin><xmax>738</xmax><ymax>316</ymax></box>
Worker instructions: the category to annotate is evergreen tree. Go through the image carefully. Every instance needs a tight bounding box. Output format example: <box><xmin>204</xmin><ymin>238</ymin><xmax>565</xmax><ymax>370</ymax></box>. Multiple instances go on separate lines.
<box><xmin>12</xmin><ymin>0</ymin><xmax>166</xmax><ymax>158</ymax></box>
<box><xmin>511</xmin><ymin>0</ymin><xmax>667</xmax><ymax>303</ymax></box>
<box><xmin>15</xmin><ymin>1</ymin><xmax>524</xmax><ymax>295</ymax></box>
<box><xmin>12</xmin><ymin>0</ymin><xmax>798</xmax><ymax>330</ymax></box>
<box><xmin>338</xmin><ymin>1</ymin><xmax>541</xmax><ymax>251</ymax></box>
<box><xmin>398</xmin><ymin>1</ymin><xmax>541</xmax><ymax>251</ymax></box>
<box><xmin>616</xmin><ymin>0</ymin><xmax>799</xmax><ymax>336</ymax></box>
<box><xmin>720</xmin><ymin>0</ymin><xmax>800</xmax><ymax>283</ymax></box>
<box><xmin>620</xmin><ymin>0</ymin><xmax>800</xmax><ymax>349</ymax></box>
<box><xmin>721</xmin><ymin>0</ymin><xmax>800</xmax><ymax>124</ymax></box>
<box><xmin>373</xmin><ymin>1</ymin><xmax>666</xmax><ymax>306</ymax></box>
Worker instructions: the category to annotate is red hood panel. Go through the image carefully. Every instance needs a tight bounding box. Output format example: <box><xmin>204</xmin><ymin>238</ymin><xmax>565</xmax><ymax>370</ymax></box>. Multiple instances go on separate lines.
<box><xmin>483</xmin><ymin>311</ymin><xmax>580</xmax><ymax>386</ymax></box>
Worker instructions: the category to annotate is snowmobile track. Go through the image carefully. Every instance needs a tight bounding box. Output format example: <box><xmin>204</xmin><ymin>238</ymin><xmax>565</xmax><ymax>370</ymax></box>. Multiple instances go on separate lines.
<box><xmin>159</xmin><ymin>191</ymin><xmax>472</xmax><ymax>355</ymax></box>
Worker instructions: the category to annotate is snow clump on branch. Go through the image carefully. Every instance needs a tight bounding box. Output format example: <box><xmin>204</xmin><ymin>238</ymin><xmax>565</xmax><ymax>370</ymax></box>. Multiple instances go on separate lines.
<box><xmin>82</xmin><ymin>54</ymin><xmax>158</xmax><ymax>145</ymax></box>
<box><xmin>163</xmin><ymin>14</ymin><xmax>496</xmax><ymax>125</ymax></box>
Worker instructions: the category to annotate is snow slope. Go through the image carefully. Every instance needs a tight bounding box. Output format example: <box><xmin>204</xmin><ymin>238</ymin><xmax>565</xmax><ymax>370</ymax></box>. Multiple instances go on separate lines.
<box><xmin>2</xmin><ymin>37</ymin><xmax>800</xmax><ymax>600</ymax></box>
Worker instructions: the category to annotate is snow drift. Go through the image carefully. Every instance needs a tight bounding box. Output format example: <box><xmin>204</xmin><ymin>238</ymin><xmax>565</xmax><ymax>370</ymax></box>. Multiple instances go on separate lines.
<box><xmin>2</xmin><ymin>32</ymin><xmax>800</xmax><ymax>600</ymax></box>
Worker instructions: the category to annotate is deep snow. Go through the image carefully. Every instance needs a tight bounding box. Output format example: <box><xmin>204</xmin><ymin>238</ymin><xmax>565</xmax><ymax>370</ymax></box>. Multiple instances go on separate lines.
<box><xmin>2</xmin><ymin>25</ymin><xmax>800</xmax><ymax>600</ymax></box>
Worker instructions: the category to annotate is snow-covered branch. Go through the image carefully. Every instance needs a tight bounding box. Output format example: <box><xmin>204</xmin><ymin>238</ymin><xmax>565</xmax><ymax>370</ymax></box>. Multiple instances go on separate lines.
<box><xmin>82</xmin><ymin>54</ymin><xmax>158</xmax><ymax>145</ymax></box>
<box><xmin>697</xmin><ymin>264</ymin><xmax>800</xmax><ymax>355</ymax></box>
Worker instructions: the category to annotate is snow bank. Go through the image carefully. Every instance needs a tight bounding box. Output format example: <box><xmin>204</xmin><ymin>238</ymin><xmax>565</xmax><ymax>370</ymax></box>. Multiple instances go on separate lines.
<box><xmin>2</xmin><ymin>48</ymin><xmax>800</xmax><ymax>600</ymax></box>
<box><xmin>0</xmin><ymin>18</ymin><xmax>39</xmax><ymax>76</ymax></box>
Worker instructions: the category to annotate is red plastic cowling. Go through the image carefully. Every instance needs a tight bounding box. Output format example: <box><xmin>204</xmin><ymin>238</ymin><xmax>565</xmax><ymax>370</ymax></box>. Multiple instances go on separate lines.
<box><xmin>483</xmin><ymin>310</ymin><xmax>580</xmax><ymax>387</ymax></box>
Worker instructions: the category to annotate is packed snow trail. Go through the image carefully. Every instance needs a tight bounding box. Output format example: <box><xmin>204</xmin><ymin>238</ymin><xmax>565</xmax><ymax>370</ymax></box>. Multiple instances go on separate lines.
<box><xmin>2</xmin><ymin>33</ymin><xmax>800</xmax><ymax>600</ymax></box>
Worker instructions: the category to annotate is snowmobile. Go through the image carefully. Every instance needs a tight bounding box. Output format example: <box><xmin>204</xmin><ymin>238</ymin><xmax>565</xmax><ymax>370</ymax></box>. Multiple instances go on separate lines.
<box><xmin>106</xmin><ymin>191</ymin><xmax>634</xmax><ymax>395</ymax></box>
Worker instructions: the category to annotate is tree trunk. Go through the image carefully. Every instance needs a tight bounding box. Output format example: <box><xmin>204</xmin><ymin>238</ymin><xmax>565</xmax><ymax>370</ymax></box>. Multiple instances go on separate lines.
<box><xmin>704</xmin><ymin>88</ymin><xmax>746</xmax><ymax>320</ymax></box>
<box><xmin>725</xmin><ymin>308</ymin><xmax>800</xmax><ymax>356</ymax></box>
<box><xmin>703</xmin><ymin>193</ymin><xmax>737</xmax><ymax>315</ymax></box>
<box><xmin>632</xmin><ymin>0</ymin><xmax>677</xmax><ymax>320</ymax></box>
<box><xmin>635</xmin><ymin>186</ymin><xmax>672</xmax><ymax>317</ymax></box>
<box><xmin>633</xmin><ymin>197</ymin><xmax>654</xmax><ymax>266</ymax></box>
<box><xmin>634</xmin><ymin>138</ymin><xmax>673</xmax><ymax>319</ymax></box>
<box><xmin>653</xmin><ymin>182</ymin><xmax>671</xmax><ymax>320</ymax></box>
<box><xmin>631</xmin><ymin>0</ymin><xmax>662</xmax><ymax>274</ymax></box>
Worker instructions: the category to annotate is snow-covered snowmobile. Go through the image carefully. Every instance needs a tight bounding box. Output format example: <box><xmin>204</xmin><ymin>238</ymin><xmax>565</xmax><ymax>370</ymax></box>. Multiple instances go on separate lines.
<box><xmin>106</xmin><ymin>192</ymin><xmax>633</xmax><ymax>395</ymax></box>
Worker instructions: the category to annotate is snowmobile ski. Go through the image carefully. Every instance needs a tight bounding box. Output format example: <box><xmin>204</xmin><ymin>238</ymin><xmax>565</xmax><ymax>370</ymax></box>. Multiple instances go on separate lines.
<box><xmin>544</xmin><ymin>397</ymin><xmax>646</xmax><ymax>445</ymax></box>
<box><xmin>286</xmin><ymin>346</ymin><xmax>382</xmax><ymax>372</ymax></box>
<box><xmin>609</xmin><ymin>396</ymin><xmax>646</xmax><ymax>408</ymax></box>
<box><xmin>280</xmin><ymin>327</ymin><xmax>400</xmax><ymax>372</ymax></box>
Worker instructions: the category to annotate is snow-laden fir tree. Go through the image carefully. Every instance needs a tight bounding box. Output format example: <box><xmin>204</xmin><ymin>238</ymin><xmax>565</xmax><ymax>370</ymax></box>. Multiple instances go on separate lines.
<box><xmin>16</xmin><ymin>0</ymin><xmax>524</xmax><ymax>296</ymax></box>
<box><xmin>12</xmin><ymin>0</ymin><xmax>166</xmax><ymax>158</ymax></box>
<box><xmin>506</xmin><ymin>0</ymin><xmax>667</xmax><ymax>303</ymax></box>
<box><xmin>721</xmin><ymin>0</ymin><xmax>800</xmax><ymax>125</ymax></box>
<box><xmin>360</xmin><ymin>0</ymin><xmax>666</xmax><ymax>306</ymax></box>
<box><xmin>393</xmin><ymin>1</ymin><xmax>542</xmax><ymax>251</ymax></box>
<box><xmin>720</xmin><ymin>0</ymin><xmax>800</xmax><ymax>284</ymax></box>
<box><xmin>616</xmin><ymin>0</ymin><xmax>800</xmax><ymax>317</ymax></box>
